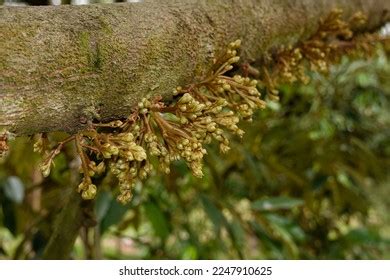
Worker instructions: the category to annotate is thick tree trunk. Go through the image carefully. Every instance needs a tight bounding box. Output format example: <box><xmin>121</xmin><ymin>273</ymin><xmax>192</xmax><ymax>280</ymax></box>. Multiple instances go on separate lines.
<box><xmin>1</xmin><ymin>0</ymin><xmax>389</xmax><ymax>135</ymax></box>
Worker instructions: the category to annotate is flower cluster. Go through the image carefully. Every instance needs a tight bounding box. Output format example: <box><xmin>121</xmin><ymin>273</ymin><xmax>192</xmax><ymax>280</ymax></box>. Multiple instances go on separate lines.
<box><xmin>34</xmin><ymin>39</ymin><xmax>266</xmax><ymax>204</ymax></box>
<box><xmin>33</xmin><ymin>10</ymin><xmax>381</xmax><ymax>204</ymax></box>
<box><xmin>259</xmin><ymin>9</ymin><xmax>375</xmax><ymax>97</ymax></box>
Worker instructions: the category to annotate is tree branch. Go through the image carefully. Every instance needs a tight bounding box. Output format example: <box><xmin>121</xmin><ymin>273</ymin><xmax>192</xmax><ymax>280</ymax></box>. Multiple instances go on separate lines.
<box><xmin>1</xmin><ymin>0</ymin><xmax>389</xmax><ymax>135</ymax></box>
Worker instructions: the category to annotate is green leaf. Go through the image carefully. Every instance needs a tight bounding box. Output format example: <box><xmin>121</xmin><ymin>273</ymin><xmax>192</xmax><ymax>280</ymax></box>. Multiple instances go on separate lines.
<box><xmin>143</xmin><ymin>201</ymin><xmax>170</xmax><ymax>241</ymax></box>
<box><xmin>252</xmin><ymin>197</ymin><xmax>303</xmax><ymax>211</ymax></box>
<box><xmin>100</xmin><ymin>199</ymin><xmax>128</xmax><ymax>234</ymax></box>
<box><xmin>95</xmin><ymin>191</ymin><xmax>113</xmax><ymax>223</ymax></box>
<box><xmin>181</xmin><ymin>245</ymin><xmax>198</xmax><ymax>260</ymax></box>
<box><xmin>226</xmin><ymin>219</ymin><xmax>246</xmax><ymax>258</ymax></box>
<box><xmin>200</xmin><ymin>194</ymin><xmax>224</xmax><ymax>234</ymax></box>
<box><xmin>342</xmin><ymin>228</ymin><xmax>383</xmax><ymax>245</ymax></box>
<box><xmin>269</xmin><ymin>221</ymin><xmax>299</xmax><ymax>259</ymax></box>
<box><xmin>0</xmin><ymin>190</ymin><xmax>17</xmax><ymax>235</ymax></box>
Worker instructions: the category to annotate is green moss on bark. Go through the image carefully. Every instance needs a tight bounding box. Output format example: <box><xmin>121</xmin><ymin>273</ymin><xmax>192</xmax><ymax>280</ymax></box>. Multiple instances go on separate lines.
<box><xmin>1</xmin><ymin>1</ymin><xmax>389</xmax><ymax>135</ymax></box>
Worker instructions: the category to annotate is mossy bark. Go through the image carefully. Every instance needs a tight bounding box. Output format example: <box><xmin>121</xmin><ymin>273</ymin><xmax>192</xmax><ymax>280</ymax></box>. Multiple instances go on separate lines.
<box><xmin>1</xmin><ymin>0</ymin><xmax>389</xmax><ymax>135</ymax></box>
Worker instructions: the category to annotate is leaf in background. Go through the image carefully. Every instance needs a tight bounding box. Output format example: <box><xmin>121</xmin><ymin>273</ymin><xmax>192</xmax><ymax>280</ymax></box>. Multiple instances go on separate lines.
<box><xmin>226</xmin><ymin>219</ymin><xmax>246</xmax><ymax>259</ymax></box>
<box><xmin>342</xmin><ymin>228</ymin><xmax>383</xmax><ymax>245</ymax></box>
<box><xmin>0</xmin><ymin>190</ymin><xmax>16</xmax><ymax>236</ymax></box>
<box><xmin>50</xmin><ymin>153</ymin><xmax>70</xmax><ymax>186</ymax></box>
<box><xmin>3</xmin><ymin>176</ymin><xmax>24</xmax><ymax>204</ymax></box>
<box><xmin>252</xmin><ymin>197</ymin><xmax>303</xmax><ymax>211</ymax></box>
<box><xmin>100</xmin><ymin>199</ymin><xmax>129</xmax><ymax>234</ymax></box>
<box><xmin>5</xmin><ymin>138</ymin><xmax>39</xmax><ymax>182</ymax></box>
<box><xmin>181</xmin><ymin>245</ymin><xmax>198</xmax><ymax>260</ymax></box>
<box><xmin>356</xmin><ymin>72</ymin><xmax>377</xmax><ymax>88</ymax></box>
<box><xmin>95</xmin><ymin>191</ymin><xmax>113</xmax><ymax>223</ymax></box>
<box><xmin>270</xmin><ymin>221</ymin><xmax>299</xmax><ymax>259</ymax></box>
<box><xmin>336</xmin><ymin>173</ymin><xmax>352</xmax><ymax>190</ymax></box>
<box><xmin>200</xmin><ymin>194</ymin><xmax>224</xmax><ymax>234</ymax></box>
<box><xmin>241</xmin><ymin>148</ymin><xmax>262</xmax><ymax>186</ymax></box>
<box><xmin>143</xmin><ymin>201</ymin><xmax>170</xmax><ymax>241</ymax></box>
<box><xmin>1</xmin><ymin>208</ymin><xmax>16</xmax><ymax>238</ymax></box>
<box><xmin>264</xmin><ymin>213</ymin><xmax>300</xmax><ymax>259</ymax></box>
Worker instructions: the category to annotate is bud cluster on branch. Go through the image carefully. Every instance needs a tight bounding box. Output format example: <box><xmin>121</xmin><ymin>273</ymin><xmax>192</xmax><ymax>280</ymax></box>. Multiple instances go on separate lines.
<box><xmin>258</xmin><ymin>9</ymin><xmax>388</xmax><ymax>99</ymax></box>
<box><xmin>33</xmin><ymin>39</ymin><xmax>266</xmax><ymax>204</ymax></box>
<box><xmin>1</xmin><ymin>9</ymin><xmax>387</xmax><ymax>204</ymax></box>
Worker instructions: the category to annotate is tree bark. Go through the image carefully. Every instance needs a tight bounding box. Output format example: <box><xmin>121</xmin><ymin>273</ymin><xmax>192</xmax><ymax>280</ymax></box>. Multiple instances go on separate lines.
<box><xmin>42</xmin><ymin>189</ymin><xmax>83</xmax><ymax>259</ymax></box>
<box><xmin>1</xmin><ymin>0</ymin><xmax>389</xmax><ymax>135</ymax></box>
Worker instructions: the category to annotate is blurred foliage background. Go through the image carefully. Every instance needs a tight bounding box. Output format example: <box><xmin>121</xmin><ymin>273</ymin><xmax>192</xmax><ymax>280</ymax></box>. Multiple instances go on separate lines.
<box><xmin>1</xmin><ymin>0</ymin><xmax>390</xmax><ymax>260</ymax></box>
<box><xmin>1</xmin><ymin>45</ymin><xmax>389</xmax><ymax>259</ymax></box>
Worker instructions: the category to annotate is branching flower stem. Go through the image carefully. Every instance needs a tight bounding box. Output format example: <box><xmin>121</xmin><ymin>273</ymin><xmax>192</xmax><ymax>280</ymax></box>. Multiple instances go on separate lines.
<box><xmin>27</xmin><ymin>9</ymin><xmax>386</xmax><ymax>204</ymax></box>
